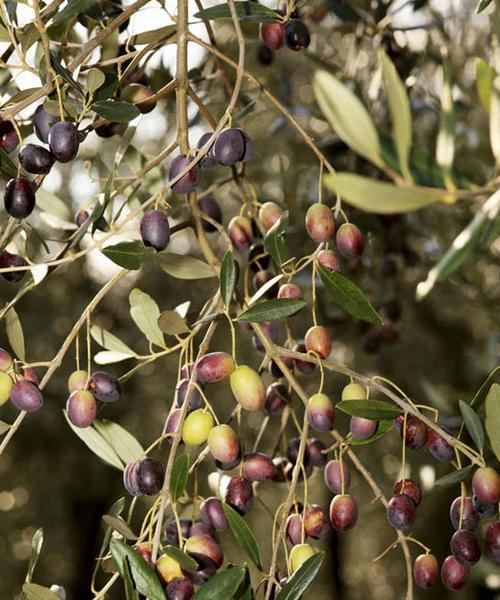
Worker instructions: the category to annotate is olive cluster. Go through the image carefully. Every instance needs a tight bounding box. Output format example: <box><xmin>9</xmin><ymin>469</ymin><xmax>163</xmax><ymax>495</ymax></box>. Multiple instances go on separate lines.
<box><xmin>66</xmin><ymin>369</ymin><xmax>121</xmax><ymax>428</ymax></box>
<box><xmin>0</xmin><ymin>347</ymin><xmax>43</xmax><ymax>412</ymax></box>
<box><xmin>260</xmin><ymin>2</ymin><xmax>311</xmax><ymax>55</ymax></box>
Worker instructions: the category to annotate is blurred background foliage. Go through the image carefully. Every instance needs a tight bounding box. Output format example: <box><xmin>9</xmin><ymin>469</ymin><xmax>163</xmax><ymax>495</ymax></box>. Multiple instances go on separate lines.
<box><xmin>0</xmin><ymin>0</ymin><xmax>499</xmax><ymax>599</ymax></box>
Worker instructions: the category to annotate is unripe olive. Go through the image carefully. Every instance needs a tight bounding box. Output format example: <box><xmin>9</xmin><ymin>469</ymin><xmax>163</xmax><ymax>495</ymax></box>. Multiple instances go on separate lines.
<box><xmin>10</xmin><ymin>380</ymin><xmax>43</xmax><ymax>412</ymax></box>
<box><xmin>324</xmin><ymin>459</ymin><xmax>350</xmax><ymax>494</ymax></box>
<box><xmin>413</xmin><ymin>553</ymin><xmax>439</xmax><ymax>589</ymax></box>
<box><xmin>277</xmin><ymin>283</ymin><xmax>302</xmax><ymax>299</ymax></box>
<box><xmin>230</xmin><ymin>365</ymin><xmax>265</xmax><ymax>411</ymax></box>
<box><xmin>306</xmin><ymin>393</ymin><xmax>335</xmax><ymax>432</ymax></box>
<box><xmin>157</xmin><ymin>554</ymin><xmax>183</xmax><ymax>584</ymax></box>
<box><xmin>304</xmin><ymin>325</ymin><xmax>331</xmax><ymax>359</ymax></box>
<box><xmin>317</xmin><ymin>249</ymin><xmax>340</xmax><ymax>272</ymax></box>
<box><xmin>0</xmin><ymin>348</ymin><xmax>13</xmax><ymax>372</ymax></box>
<box><xmin>66</xmin><ymin>390</ymin><xmax>97</xmax><ymax>428</ymax></box>
<box><xmin>0</xmin><ymin>371</ymin><xmax>13</xmax><ymax>406</ymax></box>
<box><xmin>336</xmin><ymin>223</ymin><xmax>364</xmax><ymax>258</ymax></box>
<box><xmin>285</xmin><ymin>513</ymin><xmax>303</xmax><ymax>545</ymax></box>
<box><xmin>258</xmin><ymin>201</ymin><xmax>284</xmax><ymax>231</ymax></box>
<box><xmin>289</xmin><ymin>543</ymin><xmax>315</xmax><ymax>573</ymax></box>
<box><xmin>242</xmin><ymin>452</ymin><xmax>276</xmax><ymax>481</ymax></box>
<box><xmin>196</xmin><ymin>352</ymin><xmax>235</xmax><ymax>383</ymax></box>
<box><xmin>329</xmin><ymin>494</ymin><xmax>358</xmax><ymax>532</ymax></box>
<box><xmin>182</xmin><ymin>409</ymin><xmax>214</xmax><ymax>446</ymax></box>
<box><xmin>207</xmin><ymin>424</ymin><xmax>240</xmax><ymax>464</ymax></box>
<box><xmin>304</xmin><ymin>505</ymin><xmax>330</xmax><ymax>539</ymax></box>
<box><xmin>225</xmin><ymin>476</ymin><xmax>253</xmax><ymax>515</ymax></box>
<box><xmin>305</xmin><ymin>203</ymin><xmax>334</xmax><ymax>242</ymax></box>
<box><xmin>199</xmin><ymin>497</ymin><xmax>228</xmax><ymax>531</ymax></box>
<box><xmin>341</xmin><ymin>382</ymin><xmax>367</xmax><ymax>401</ymax></box>
<box><xmin>68</xmin><ymin>369</ymin><xmax>88</xmax><ymax>393</ymax></box>
<box><xmin>471</xmin><ymin>466</ymin><xmax>500</xmax><ymax>505</ymax></box>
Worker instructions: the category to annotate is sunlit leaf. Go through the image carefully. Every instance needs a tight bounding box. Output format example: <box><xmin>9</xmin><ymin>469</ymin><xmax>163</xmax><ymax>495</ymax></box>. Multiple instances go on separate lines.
<box><xmin>313</xmin><ymin>70</ymin><xmax>384</xmax><ymax>168</ymax></box>
<box><xmin>459</xmin><ymin>400</ymin><xmax>484</xmax><ymax>452</ymax></box>
<box><xmin>6</xmin><ymin>307</ymin><xmax>25</xmax><ymax>361</ymax></box>
<box><xmin>91</xmin><ymin>325</ymin><xmax>135</xmax><ymax>355</ymax></box>
<box><xmin>93</xmin><ymin>419</ymin><xmax>144</xmax><ymax>464</ymax></box>
<box><xmin>324</xmin><ymin>173</ymin><xmax>447</xmax><ymax>214</ymax></box>
<box><xmin>102</xmin><ymin>241</ymin><xmax>156</xmax><ymax>270</ymax></box>
<box><xmin>485</xmin><ymin>383</ymin><xmax>500</xmax><ymax>461</ymax></box>
<box><xmin>157</xmin><ymin>253</ymin><xmax>216</xmax><ymax>280</ymax></box>
<box><xmin>129</xmin><ymin>289</ymin><xmax>165</xmax><ymax>348</ymax></box>
<box><xmin>476</xmin><ymin>58</ymin><xmax>493</xmax><ymax>112</ymax></box>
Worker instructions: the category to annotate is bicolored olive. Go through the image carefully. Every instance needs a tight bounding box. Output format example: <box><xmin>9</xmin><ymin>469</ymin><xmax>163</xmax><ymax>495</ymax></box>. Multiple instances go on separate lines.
<box><xmin>317</xmin><ymin>249</ymin><xmax>340</xmax><ymax>272</ymax></box>
<box><xmin>307</xmin><ymin>393</ymin><xmax>334</xmax><ymax>432</ymax></box>
<box><xmin>0</xmin><ymin>371</ymin><xmax>13</xmax><ymax>406</ymax></box>
<box><xmin>329</xmin><ymin>494</ymin><xmax>358</xmax><ymax>532</ymax></box>
<box><xmin>285</xmin><ymin>513</ymin><xmax>303</xmax><ymax>545</ymax></box>
<box><xmin>304</xmin><ymin>325</ymin><xmax>331</xmax><ymax>359</ymax></box>
<box><xmin>207</xmin><ymin>424</ymin><xmax>240</xmax><ymax>465</ymax></box>
<box><xmin>260</xmin><ymin>23</ymin><xmax>284</xmax><ymax>50</ymax></box>
<box><xmin>66</xmin><ymin>390</ymin><xmax>97</xmax><ymax>428</ymax></box>
<box><xmin>230</xmin><ymin>365</ymin><xmax>265</xmax><ymax>411</ymax></box>
<box><xmin>196</xmin><ymin>352</ymin><xmax>235</xmax><ymax>383</ymax></box>
<box><xmin>224</xmin><ymin>476</ymin><xmax>253</xmax><ymax>515</ymax></box>
<box><xmin>413</xmin><ymin>553</ymin><xmax>439</xmax><ymax>588</ymax></box>
<box><xmin>324</xmin><ymin>459</ymin><xmax>350</xmax><ymax>494</ymax></box>
<box><xmin>336</xmin><ymin>223</ymin><xmax>364</xmax><ymax>258</ymax></box>
<box><xmin>199</xmin><ymin>497</ymin><xmax>228</xmax><ymax>531</ymax></box>
<box><xmin>175</xmin><ymin>378</ymin><xmax>203</xmax><ymax>412</ymax></box>
<box><xmin>305</xmin><ymin>203</ymin><xmax>334</xmax><ymax>242</ymax></box>
<box><xmin>68</xmin><ymin>369</ymin><xmax>88</xmax><ymax>393</ymax></box>
<box><xmin>0</xmin><ymin>348</ymin><xmax>13</xmax><ymax>372</ymax></box>
<box><xmin>258</xmin><ymin>201</ymin><xmax>284</xmax><ymax>231</ymax></box>
<box><xmin>289</xmin><ymin>543</ymin><xmax>315</xmax><ymax>573</ymax></box>
<box><xmin>341</xmin><ymin>382</ymin><xmax>367</xmax><ymax>401</ymax></box>
<box><xmin>184</xmin><ymin>534</ymin><xmax>223</xmax><ymax>569</ymax></box>
<box><xmin>10</xmin><ymin>380</ymin><xmax>43</xmax><ymax>412</ymax></box>
<box><xmin>349</xmin><ymin>416</ymin><xmax>377</xmax><ymax>440</ymax></box>
<box><xmin>304</xmin><ymin>505</ymin><xmax>330</xmax><ymax>539</ymax></box>
<box><xmin>427</xmin><ymin>428</ymin><xmax>454</xmax><ymax>462</ymax></box>
<box><xmin>242</xmin><ymin>452</ymin><xmax>276</xmax><ymax>481</ymax></box>
<box><xmin>228</xmin><ymin>216</ymin><xmax>253</xmax><ymax>250</ymax></box>
<box><xmin>277</xmin><ymin>283</ymin><xmax>302</xmax><ymax>299</ymax></box>
<box><xmin>471</xmin><ymin>466</ymin><xmax>499</xmax><ymax>505</ymax></box>
<box><xmin>157</xmin><ymin>554</ymin><xmax>183</xmax><ymax>584</ymax></box>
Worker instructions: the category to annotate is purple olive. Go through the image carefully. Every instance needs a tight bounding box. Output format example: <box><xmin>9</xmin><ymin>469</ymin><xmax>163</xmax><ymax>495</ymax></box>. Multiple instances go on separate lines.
<box><xmin>140</xmin><ymin>210</ymin><xmax>170</xmax><ymax>251</ymax></box>
<box><xmin>224</xmin><ymin>476</ymin><xmax>253</xmax><ymax>515</ymax></box>
<box><xmin>88</xmin><ymin>371</ymin><xmax>120</xmax><ymax>402</ymax></box>
<box><xmin>386</xmin><ymin>494</ymin><xmax>415</xmax><ymax>531</ymax></box>
<box><xmin>324</xmin><ymin>459</ymin><xmax>350</xmax><ymax>494</ymax></box>
<box><xmin>34</xmin><ymin>105</ymin><xmax>60</xmax><ymax>143</ymax></box>
<box><xmin>329</xmin><ymin>494</ymin><xmax>358</xmax><ymax>532</ymax></box>
<box><xmin>0</xmin><ymin>251</ymin><xmax>27</xmax><ymax>283</ymax></box>
<box><xmin>168</xmin><ymin>155</ymin><xmax>200</xmax><ymax>194</ymax></box>
<box><xmin>10</xmin><ymin>380</ymin><xmax>43</xmax><ymax>412</ymax></box>
<box><xmin>66</xmin><ymin>390</ymin><xmax>97</xmax><ymax>428</ymax></box>
<box><xmin>199</xmin><ymin>497</ymin><xmax>228</xmax><ymax>531</ymax></box>
<box><xmin>49</xmin><ymin>121</ymin><xmax>79</xmax><ymax>162</ymax></box>
<box><xmin>4</xmin><ymin>177</ymin><xmax>36</xmax><ymax>219</ymax></box>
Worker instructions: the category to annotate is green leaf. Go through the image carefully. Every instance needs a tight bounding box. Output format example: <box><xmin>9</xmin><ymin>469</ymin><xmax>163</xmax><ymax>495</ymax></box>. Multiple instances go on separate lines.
<box><xmin>0</xmin><ymin>146</ymin><xmax>18</xmax><ymax>178</ymax></box>
<box><xmin>223</xmin><ymin>503</ymin><xmax>262</xmax><ymax>569</ymax></box>
<box><xmin>416</xmin><ymin>189</ymin><xmax>500</xmax><ymax>300</ymax></box>
<box><xmin>476</xmin><ymin>58</ymin><xmax>492</xmax><ymax>112</ymax></box>
<box><xmin>93</xmin><ymin>71</ymin><xmax>119</xmax><ymax>102</ymax></box>
<box><xmin>157</xmin><ymin>253</ymin><xmax>216</xmax><ymax>280</ymax></box>
<box><xmin>380</xmin><ymin>50</ymin><xmax>412</xmax><ymax>181</ymax></box>
<box><xmin>163</xmin><ymin>545</ymin><xmax>199</xmax><ymax>571</ymax></box>
<box><xmin>194</xmin><ymin>2</ymin><xmax>278</xmax><ymax>23</ymax></box>
<box><xmin>436</xmin><ymin>58</ymin><xmax>454</xmax><ymax>183</ymax></box>
<box><xmin>93</xmin><ymin>100</ymin><xmax>141</xmax><ymax>123</ymax></box>
<box><xmin>490</xmin><ymin>74</ymin><xmax>500</xmax><ymax>166</ymax></box>
<box><xmin>102</xmin><ymin>515</ymin><xmax>137</xmax><ymax>540</ymax></box>
<box><xmin>471</xmin><ymin>366</ymin><xmax>500</xmax><ymax>408</ymax></box>
<box><xmin>102</xmin><ymin>241</ymin><xmax>156</xmax><ymax>270</ymax></box>
<box><xmin>313</xmin><ymin>70</ymin><xmax>384</xmax><ymax>168</ymax></box>
<box><xmin>236</xmin><ymin>299</ymin><xmax>306</xmax><ymax>322</ymax></box>
<box><xmin>275</xmin><ymin>552</ymin><xmax>325</xmax><ymax>600</ymax></box>
<box><xmin>86</xmin><ymin>68</ymin><xmax>106</xmax><ymax>95</ymax></box>
<box><xmin>347</xmin><ymin>419</ymin><xmax>394</xmax><ymax>446</ymax></box>
<box><xmin>6</xmin><ymin>307</ymin><xmax>25</xmax><ymax>361</ymax></box>
<box><xmin>158</xmin><ymin>310</ymin><xmax>190</xmax><ymax>335</ymax></box>
<box><xmin>234</xmin><ymin>566</ymin><xmax>253</xmax><ymax>600</ymax></box>
<box><xmin>336</xmin><ymin>399</ymin><xmax>402</xmax><ymax>420</ymax></box>
<box><xmin>477</xmin><ymin>0</ymin><xmax>493</xmax><ymax>12</ymax></box>
<box><xmin>90</xmin><ymin>324</ymin><xmax>135</xmax><ymax>355</ymax></box>
<box><xmin>93</xmin><ymin>419</ymin><xmax>144</xmax><ymax>465</ymax></box>
<box><xmin>129</xmin><ymin>288</ymin><xmax>165</xmax><ymax>348</ymax></box>
<box><xmin>48</xmin><ymin>52</ymin><xmax>84</xmax><ymax>97</ymax></box>
<box><xmin>485</xmin><ymin>383</ymin><xmax>500</xmax><ymax>461</ymax></box>
<box><xmin>64</xmin><ymin>410</ymin><xmax>123</xmax><ymax>470</ymax></box>
<box><xmin>52</xmin><ymin>0</ymin><xmax>97</xmax><ymax>25</ymax></box>
<box><xmin>434</xmin><ymin>465</ymin><xmax>474</xmax><ymax>487</ymax></box>
<box><xmin>323</xmin><ymin>173</ymin><xmax>447</xmax><ymax>214</ymax></box>
<box><xmin>36</xmin><ymin>188</ymin><xmax>72</xmax><ymax>221</ymax></box>
<box><xmin>458</xmin><ymin>400</ymin><xmax>484</xmax><ymax>452</ymax></box>
<box><xmin>319</xmin><ymin>268</ymin><xmax>383</xmax><ymax>325</ymax></box>
<box><xmin>22</xmin><ymin>584</ymin><xmax>60</xmax><ymax>600</ymax></box>
<box><xmin>264</xmin><ymin>211</ymin><xmax>289</xmax><ymax>266</ymax></box>
<box><xmin>170</xmin><ymin>453</ymin><xmax>189</xmax><ymax>501</ymax></box>
<box><xmin>110</xmin><ymin>539</ymin><xmax>166</xmax><ymax>600</ymax></box>
<box><xmin>127</xmin><ymin>25</ymin><xmax>177</xmax><ymax>46</ymax></box>
<box><xmin>192</xmin><ymin>566</ymin><xmax>246</xmax><ymax>600</ymax></box>
<box><xmin>220</xmin><ymin>250</ymin><xmax>237</xmax><ymax>307</ymax></box>
<box><xmin>25</xmin><ymin>528</ymin><xmax>43</xmax><ymax>583</ymax></box>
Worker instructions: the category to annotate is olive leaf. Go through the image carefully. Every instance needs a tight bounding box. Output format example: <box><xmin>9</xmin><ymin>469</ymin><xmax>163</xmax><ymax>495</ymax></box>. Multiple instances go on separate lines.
<box><xmin>93</xmin><ymin>419</ymin><xmax>144</xmax><ymax>465</ymax></box>
<box><xmin>458</xmin><ymin>399</ymin><xmax>484</xmax><ymax>452</ymax></box>
<box><xmin>102</xmin><ymin>515</ymin><xmax>137</xmax><ymax>540</ymax></box>
<box><xmin>22</xmin><ymin>584</ymin><xmax>60</xmax><ymax>600</ymax></box>
<box><xmin>471</xmin><ymin>366</ymin><xmax>500</xmax><ymax>408</ymax></box>
<box><xmin>220</xmin><ymin>250</ymin><xmax>238</xmax><ymax>307</ymax></box>
<box><xmin>157</xmin><ymin>253</ymin><xmax>216</xmax><ymax>280</ymax></box>
<box><xmin>194</xmin><ymin>2</ymin><xmax>278</xmax><ymax>23</ymax></box>
<box><xmin>91</xmin><ymin>324</ymin><xmax>135</xmax><ymax>355</ymax></box>
<box><xmin>275</xmin><ymin>552</ymin><xmax>325</xmax><ymax>600</ymax></box>
<box><xmin>236</xmin><ymin>299</ymin><xmax>306</xmax><ymax>322</ymax></box>
<box><xmin>434</xmin><ymin>465</ymin><xmax>474</xmax><ymax>487</ymax></box>
<box><xmin>93</xmin><ymin>100</ymin><xmax>140</xmax><ymax>123</ymax></box>
<box><xmin>25</xmin><ymin>528</ymin><xmax>44</xmax><ymax>583</ymax></box>
<box><xmin>158</xmin><ymin>310</ymin><xmax>191</xmax><ymax>335</ymax></box>
<box><xmin>223</xmin><ymin>503</ymin><xmax>262</xmax><ymax>569</ymax></box>
<box><xmin>102</xmin><ymin>241</ymin><xmax>156</xmax><ymax>270</ymax></box>
<box><xmin>192</xmin><ymin>566</ymin><xmax>246</xmax><ymax>600</ymax></box>
<box><xmin>129</xmin><ymin>288</ymin><xmax>165</xmax><ymax>348</ymax></box>
<box><xmin>6</xmin><ymin>307</ymin><xmax>25</xmax><ymax>361</ymax></box>
<box><xmin>170</xmin><ymin>453</ymin><xmax>189</xmax><ymax>501</ymax></box>
<box><xmin>264</xmin><ymin>211</ymin><xmax>289</xmax><ymax>266</ymax></box>
<box><xmin>163</xmin><ymin>545</ymin><xmax>198</xmax><ymax>571</ymax></box>
<box><xmin>476</xmin><ymin>58</ymin><xmax>493</xmax><ymax>112</ymax></box>
<box><xmin>336</xmin><ymin>400</ymin><xmax>402</xmax><ymax>420</ymax></box>
<box><xmin>485</xmin><ymin>383</ymin><xmax>500</xmax><ymax>461</ymax></box>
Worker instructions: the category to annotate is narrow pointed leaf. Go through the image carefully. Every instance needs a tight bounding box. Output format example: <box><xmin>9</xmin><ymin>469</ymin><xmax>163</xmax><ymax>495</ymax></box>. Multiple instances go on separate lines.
<box><xmin>93</xmin><ymin>100</ymin><xmax>140</xmax><ymax>123</ymax></box>
<box><xmin>336</xmin><ymin>399</ymin><xmax>402</xmax><ymax>420</ymax></box>
<box><xmin>223</xmin><ymin>503</ymin><xmax>262</xmax><ymax>569</ymax></box>
<box><xmin>109</xmin><ymin>539</ymin><xmax>165</xmax><ymax>600</ymax></box>
<box><xmin>192</xmin><ymin>566</ymin><xmax>246</xmax><ymax>600</ymax></box>
<box><xmin>319</xmin><ymin>268</ymin><xmax>383</xmax><ymax>325</ymax></box>
<box><xmin>102</xmin><ymin>515</ymin><xmax>137</xmax><ymax>540</ymax></box>
<box><xmin>157</xmin><ymin>253</ymin><xmax>216</xmax><ymax>279</ymax></box>
<box><xmin>236</xmin><ymin>299</ymin><xmax>306</xmax><ymax>322</ymax></box>
<box><xmin>490</xmin><ymin>74</ymin><xmax>500</xmax><ymax>165</ymax></box>
<box><xmin>91</xmin><ymin>324</ymin><xmax>135</xmax><ymax>355</ymax></box>
<box><xmin>25</xmin><ymin>528</ymin><xmax>43</xmax><ymax>583</ymax></box>
<box><xmin>163</xmin><ymin>546</ymin><xmax>199</xmax><ymax>570</ymax></box>
<box><xmin>275</xmin><ymin>552</ymin><xmax>325</xmax><ymax>600</ymax></box>
<box><xmin>93</xmin><ymin>419</ymin><xmax>144</xmax><ymax>464</ymax></box>
<box><xmin>313</xmin><ymin>70</ymin><xmax>384</xmax><ymax>167</ymax></box>
<box><xmin>220</xmin><ymin>250</ymin><xmax>237</xmax><ymax>306</ymax></box>
<box><xmin>170</xmin><ymin>454</ymin><xmax>189</xmax><ymax>501</ymax></box>
<box><xmin>476</xmin><ymin>58</ymin><xmax>493</xmax><ymax>112</ymax></box>
<box><xmin>458</xmin><ymin>399</ymin><xmax>485</xmax><ymax>452</ymax></box>
<box><xmin>129</xmin><ymin>289</ymin><xmax>165</xmax><ymax>348</ymax></box>
<box><xmin>471</xmin><ymin>366</ymin><xmax>500</xmax><ymax>408</ymax></box>
<box><xmin>380</xmin><ymin>50</ymin><xmax>412</xmax><ymax>180</ymax></box>
<box><xmin>324</xmin><ymin>173</ymin><xmax>446</xmax><ymax>214</ymax></box>
<box><xmin>485</xmin><ymin>383</ymin><xmax>500</xmax><ymax>461</ymax></box>
<box><xmin>434</xmin><ymin>465</ymin><xmax>474</xmax><ymax>487</ymax></box>
<box><xmin>194</xmin><ymin>2</ymin><xmax>278</xmax><ymax>23</ymax></box>
<box><xmin>264</xmin><ymin>211</ymin><xmax>289</xmax><ymax>266</ymax></box>
<box><xmin>102</xmin><ymin>241</ymin><xmax>155</xmax><ymax>270</ymax></box>
<box><xmin>5</xmin><ymin>307</ymin><xmax>25</xmax><ymax>361</ymax></box>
